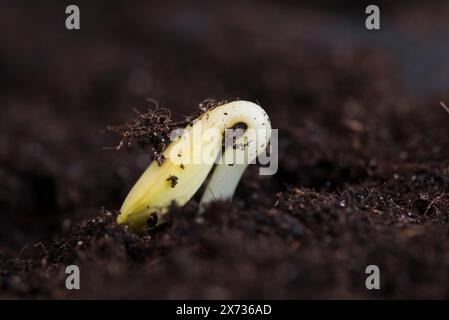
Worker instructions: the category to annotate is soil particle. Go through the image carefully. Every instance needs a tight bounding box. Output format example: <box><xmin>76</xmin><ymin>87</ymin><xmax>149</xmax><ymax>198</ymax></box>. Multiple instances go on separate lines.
<box><xmin>146</xmin><ymin>213</ymin><xmax>159</xmax><ymax>231</ymax></box>
<box><xmin>166</xmin><ymin>175</ymin><xmax>179</xmax><ymax>188</ymax></box>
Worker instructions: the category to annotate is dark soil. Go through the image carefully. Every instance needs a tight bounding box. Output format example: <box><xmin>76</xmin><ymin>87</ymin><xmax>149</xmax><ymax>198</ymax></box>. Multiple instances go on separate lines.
<box><xmin>2</xmin><ymin>1</ymin><xmax>449</xmax><ymax>299</ymax></box>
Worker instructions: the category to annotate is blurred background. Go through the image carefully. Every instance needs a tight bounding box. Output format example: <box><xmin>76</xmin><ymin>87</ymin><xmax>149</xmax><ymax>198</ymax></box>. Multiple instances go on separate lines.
<box><xmin>1</xmin><ymin>0</ymin><xmax>449</xmax><ymax>298</ymax></box>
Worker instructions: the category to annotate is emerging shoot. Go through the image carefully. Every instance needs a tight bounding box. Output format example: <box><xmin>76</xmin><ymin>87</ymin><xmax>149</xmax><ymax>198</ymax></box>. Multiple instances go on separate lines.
<box><xmin>117</xmin><ymin>100</ymin><xmax>272</xmax><ymax>233</ymax></box>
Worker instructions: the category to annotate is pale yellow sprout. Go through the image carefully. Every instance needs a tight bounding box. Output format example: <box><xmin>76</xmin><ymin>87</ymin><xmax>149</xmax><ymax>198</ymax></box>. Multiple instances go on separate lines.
<box><xmin>117</xmin><ymin>100</ymin><xmax>272</xmax><ymax>233</ymax></box>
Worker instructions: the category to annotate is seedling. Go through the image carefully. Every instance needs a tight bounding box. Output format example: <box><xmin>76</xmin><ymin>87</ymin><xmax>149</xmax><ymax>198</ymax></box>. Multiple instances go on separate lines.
<box><xmin>117</xmin><ymin>100</ymin><xmax>272</xmax><ymax>233</ymax></box>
